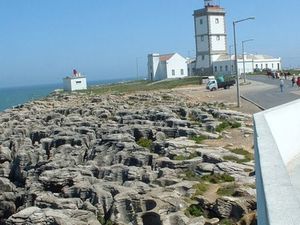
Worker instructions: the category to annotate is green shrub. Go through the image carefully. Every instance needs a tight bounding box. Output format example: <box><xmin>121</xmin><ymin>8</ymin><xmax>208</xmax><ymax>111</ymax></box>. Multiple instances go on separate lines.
<box><xmin>229</xmin><ymin>148</ymin><xmax>254</xmax><ymax>163</ymax></box>
<box><xmin>183</xmin><ymin>170</ymin><xmax>201</xmax><ymax>181</ymax></box>
<box><xmin>190</xmin><ymin>135</ymin><xmax>207</xmax><ymax>144</ymax></box>
<box><xmin>185</xmin><ymin>204</ymin><xmax>203</xmax><ymax>217</ymax></box>
<box><xmin>174</xmin><ymin>152</ymin><xmax>200</xmax><ymax>161</ymax></box>
<box><xmin>230</xmin><ymin>121</ymin><xmax>241</xmax><ymax>128</ymax></box>
<box><xmin>217</xmin><ymin>183</ymin><xmax>237</xmax><ymax>196</ymax></box>
<box><xmin>216</xmin><ymin>120</ymin><xmax>242</xmax><ymax>132</ymax></box>
<box><xmin>174</xmin><ymin>155</ymin><xmax>186</xmax><ymax>161</ymax></box>
<box><xmin>97</xmin><ymin>215</ymin><xmax>114</xmax><ymax>225</ymax></box>
<box><xmin>220</xmin><ymin>218</ymin><xmax>236</xmax><ymax>225</ymax></box>
<box><xmin>223</xmin><ymin>155</ymin><xmax>242</xmax><ymax>162</ymax></box>
<box><xmin>137</xmin><ymin>138</ymin><xmax>152</xmax><ymax>149</ymax></box>
<box><xmin>216</xmin><ymin>121</ymin><xmax>231</xmax><ymax>132</ymax></box>
<box><xmin>193</xmin><ymin>183</ymin><xmax>209</xmax><ymax>196</ymax></box>
<box><xmin>201</xmin><ymin>173</ymin><xmax>235</xmax><ymax>184</ymax></box>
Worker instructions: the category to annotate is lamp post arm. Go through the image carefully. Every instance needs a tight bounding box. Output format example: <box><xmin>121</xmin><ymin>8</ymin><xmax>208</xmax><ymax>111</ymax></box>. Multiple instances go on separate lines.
<box><xmin>234</xmin><ymin>17</ymin><xmax>255</xmax><ymax>24</ymax></box>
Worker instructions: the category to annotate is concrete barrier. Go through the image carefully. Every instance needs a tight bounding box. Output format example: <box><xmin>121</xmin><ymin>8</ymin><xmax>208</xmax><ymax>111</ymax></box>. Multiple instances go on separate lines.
<box><xmin>254</xmin><ymin>99</ymin><xmax>300</xmax><ymax>225</ymax></box>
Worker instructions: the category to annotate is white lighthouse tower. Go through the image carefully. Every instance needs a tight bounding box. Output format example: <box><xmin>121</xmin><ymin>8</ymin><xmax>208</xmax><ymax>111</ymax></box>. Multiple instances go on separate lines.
<box><xmin>193</xmin><ymin>0</ymin><xmax>227</xmax><ymax>75</ymax></box>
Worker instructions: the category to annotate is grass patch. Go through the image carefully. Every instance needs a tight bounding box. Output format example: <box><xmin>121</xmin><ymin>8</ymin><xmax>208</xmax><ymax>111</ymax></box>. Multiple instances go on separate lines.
<box><xmin>220</xmin><ymin>218</ymin><xmax>236</xmax><ymax>225</ymax></box>
<box><xmin>97</xmin><ymin>216</ymin><xmax>114</xmax><ymax>225</ymax></box>
<box><xmin>174</xmin><ymin>152</ymin><xmax>200</xmax><ymax>161</ymax></box>
<box><xmin>193</xmin><ymin>183</ymin><xmax>209</xmax><ymax>196</ymax></box>
<box><xmin>185</xmin><ymin>204</ymin><xmax>204</xmax><ymax>217</ymax></box>
<box><xmin>216</xmin><ymin>121</ymin><xmax>231</xmax><ymax>132</ymax></box>
<box><xmin>223</xmin><ymin>155</ymin><xmax>242</xmax><ymax>162</ymax></box>
<box><xmin>216</xmin><ymin>120</ymin><xmax>241</xmax><ymax>132</ymax></box>
<box><xmin>183</xmin><ymin>171</ymin><xmax>235</xmax><ymax>183</ymax></box>
<box><xmin>190</xmin><ymin>135</ymin><xmax>207</xmax><ymax>144</ymax></box>
<box><xmin>82</xmin><ymin>77</ymin><xmax>202</xmax><ymax>95</ymax></box>
<box><xmin>244</xmin><ymin>168</ymin><xmax>253</xmax><ymax>173</ymax></box>
<box><xmin>230</xmin><ymin>121</ymin><xmax>242</xmax><ymax>128</ymax></box>
<box><xmin>217</xmin><ymin>183</ymin><xmax>237</xmax><ymax>196</ymax></box>
<box><xmin>230</xmin><ymin>148</ymin><xmax>254</xmax><ymax>163</ymax></box>
<box><xmin>201</xmin><ymin>173</ymin><xmax>235</xmax><ymax>184</ymax></box>
<box><xmin>184</xmin><ymin>170</ymin><xmax>201</xmax><ymax>181</ymax></box>
<box><xmin>137</xmin><ymin>138</ymin><xmax>153</xmax><ymax>149</ymax></box>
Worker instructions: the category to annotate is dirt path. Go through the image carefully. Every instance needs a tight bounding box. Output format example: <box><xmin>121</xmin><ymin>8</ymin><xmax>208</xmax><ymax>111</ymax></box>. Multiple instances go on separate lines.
<box><xmin>204</xmin><ymin>183</ymin><xmax>220</xmax><ymax>203</ymax></box>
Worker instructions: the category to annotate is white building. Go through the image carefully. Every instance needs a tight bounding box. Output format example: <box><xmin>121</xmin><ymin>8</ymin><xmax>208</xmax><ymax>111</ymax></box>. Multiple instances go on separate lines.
<box><xmin>193</xmin><ymin>0</ymin><xmax>281</xmax><ymax>76</ymax></box>
<box><xmin>148</xmin><ymin>53</ymin><xmax>188</xmax><ymax>81</ymax></box>
<box><xmin>213</xmin><ymin>54</ymin><xmax>282</xmax><ymax>76</ymax></box>
<box><xmin>63</xmin><ymin>70</ymin><xmax>87</xmax><ymax>91</ymax></box>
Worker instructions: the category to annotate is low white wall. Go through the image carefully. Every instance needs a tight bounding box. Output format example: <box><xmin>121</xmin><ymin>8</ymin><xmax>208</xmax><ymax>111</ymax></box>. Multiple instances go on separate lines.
<box><xmin>254</xmin><ymin>99</ymin><xmax>300</xmax><ymax>225</ymax></box>
<box><xmin>63</xmin><ymin>77</ymin><xmax>87</xmax><ymax>91</ymax></box>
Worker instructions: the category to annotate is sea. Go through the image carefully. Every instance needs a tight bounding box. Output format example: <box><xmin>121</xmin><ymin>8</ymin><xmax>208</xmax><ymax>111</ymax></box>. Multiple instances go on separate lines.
<box><xmin>0</xmin><ymin>78</ymin><xmax>135</xmax><ymax>112</ymax></box>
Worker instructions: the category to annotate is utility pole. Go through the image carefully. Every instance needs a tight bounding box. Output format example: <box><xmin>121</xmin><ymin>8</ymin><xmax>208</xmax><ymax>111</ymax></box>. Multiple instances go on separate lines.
<box><xmin>233</xmin><ymin>17</ymin><xmax>255</xmax><ymax>108</ymax></box>
<box><xmin>242</xmin><ymin>39</ymin><xmax>254</xmax><ymax>83</ymax></box>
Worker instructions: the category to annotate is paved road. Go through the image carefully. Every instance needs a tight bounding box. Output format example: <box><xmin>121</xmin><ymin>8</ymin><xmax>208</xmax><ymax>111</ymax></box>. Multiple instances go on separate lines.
<box><xmin>242</xmin><ymin>75</ymin><xmax>300</xmax><ymax>109</ymax></box>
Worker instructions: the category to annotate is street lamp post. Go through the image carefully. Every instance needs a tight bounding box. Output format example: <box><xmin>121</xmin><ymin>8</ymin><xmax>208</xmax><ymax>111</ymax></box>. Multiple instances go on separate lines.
<box><xmin>242</xmin><ymin>39</ymin><xmax>254</xmax><ymax>83</ymax></box>
<box><xmin>233</xmin><ymin>17</ymin><xmax>255</xmax><ymax>108</ymax></box>
<box><xmin>229</xmin><ymin>45</ymin><xmax>233</xmax><ymax>75</ymax></box>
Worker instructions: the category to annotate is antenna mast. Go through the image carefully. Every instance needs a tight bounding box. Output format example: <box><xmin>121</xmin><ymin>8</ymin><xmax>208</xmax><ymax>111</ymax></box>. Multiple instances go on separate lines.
<box><xmin>204</xmin><ymin>0</ymin><xmax>213</xmax><ymax>7</ymax></box>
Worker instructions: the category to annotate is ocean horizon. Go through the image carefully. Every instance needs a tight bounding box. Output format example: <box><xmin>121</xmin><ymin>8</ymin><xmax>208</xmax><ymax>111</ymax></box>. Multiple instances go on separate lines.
<box><xmin>0</xmin><ymin>77</ymin><xmax>136</xmax><ymax>112</ymax></box>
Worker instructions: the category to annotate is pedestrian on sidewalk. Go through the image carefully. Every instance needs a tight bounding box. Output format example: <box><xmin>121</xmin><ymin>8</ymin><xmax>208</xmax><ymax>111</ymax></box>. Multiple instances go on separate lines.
<box><xmin>280</xmin><ymin>78</ymin><xmax>284</xmax><ymax>92</ymax></box>
<box><xmin>297</xmin><ymin>77</ymin><xmax>300</xmax><ymax>88</ymax></box>
<box><xmin>292</xmin><ymin>75</ymin><xmax>296</xmax><ymax>87</ymax></box>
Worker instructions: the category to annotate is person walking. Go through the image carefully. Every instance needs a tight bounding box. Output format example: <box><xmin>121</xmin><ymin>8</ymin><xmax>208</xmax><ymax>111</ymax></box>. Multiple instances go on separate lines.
<box><xmin>292</xmin><ymin>75</ymin><xmax>296</xmax><ymax>87</ymax></box>
<box><xmin>297</xmin><ymin>77</ymin><xmax>300</xmax><ymax>88</ymax></box>
<box><xmin>280</xmin><ymin>78</ymin><xmax>284</xmax><ymax>92</ymax></box>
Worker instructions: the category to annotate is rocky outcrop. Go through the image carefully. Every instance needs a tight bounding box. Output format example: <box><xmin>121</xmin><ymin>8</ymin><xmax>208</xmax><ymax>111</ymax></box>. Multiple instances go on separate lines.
<box><xmin>0</xmin><ymin>90</ymin><xmax>256</xmax><ymax>225</ymax></box>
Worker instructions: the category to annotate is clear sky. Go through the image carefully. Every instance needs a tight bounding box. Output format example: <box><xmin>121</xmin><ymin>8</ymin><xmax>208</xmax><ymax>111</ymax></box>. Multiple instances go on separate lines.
<box><xmin>0</xmin><ymin>0</ymin><xmax>299</xmax><ymax>88</ymax></box>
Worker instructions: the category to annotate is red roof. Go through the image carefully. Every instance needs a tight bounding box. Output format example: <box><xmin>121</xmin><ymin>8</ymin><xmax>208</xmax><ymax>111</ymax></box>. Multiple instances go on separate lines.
<box><xmin>159</xmin><ymin>53</ymin><xmax>175</xmax><ymax>62</ymax></box>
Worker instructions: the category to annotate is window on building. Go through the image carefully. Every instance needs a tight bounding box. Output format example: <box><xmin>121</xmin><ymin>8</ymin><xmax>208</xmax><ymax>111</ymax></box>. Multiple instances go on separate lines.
<box><xmin>181</xmin><ymin>69</ymin><xmax>184</xmax><ymax>75</ymax></box>
<box><xmin>256</xmin><ymin>64</ymin><xmax>258</xmax><ymax>68</ymax></box>
<box><xmin>201</xmin><ymin>35</ymin><xmax>204</xmax><ymax>41</ymax></box>
<box><xmin>202</xmin><ymin>55</ymin><xmax>205</xmax><ymax>60</ymax></box>
<box><xmin>220</xmin><ymin>66</ymin><xmax>223</xmax><ymax>72</ymax></box>
<box><xmin>215</xmin><ymin>18</ymin><xmax>219</xmax><ymax>24</ymax></box>
<box><xmin>225</xmin><ymin>65</ymin><xmax>228</xmax><ymax>71</ymax></box>
<box><xmin>172</xmin><ymin>69</ymin><xmax>175</xmax><ymax>76</ymax></box>
<box><xmin>200</xmin><ymin>19</ymin><xmax>203</xmax><ymax>24</ymax></box>
<box><xmin>76</xmin><ymin>81</ymin><xmax>82</xmax><ymax>84</ymax></box>
<box><xmin>231</xmin><ymin>65</ymin><xmax>234</xmax><ymax>71</ymax></box>
<box><xmin>214</xmin><ymin>66</ymin><xmax>217</xmax><ymax>72</ymax></box>
<box><xmin>265</xmin><ymin>64</ymin><xmax>268</xmax><ymax>68</ymax></box>
<box><xmin>216</xmin><ymin>35</ymin><xmax>220</xmax><ymax>41</ymax></box>
<box><xmin>261</xmin><ymin>64</ymin><xmax>263</xmax><ymax>69</ymax></box>
<box><xmin>272</xmin><ymin>63</ymin><xmax>274</xmax><ymax>68</ymax></box>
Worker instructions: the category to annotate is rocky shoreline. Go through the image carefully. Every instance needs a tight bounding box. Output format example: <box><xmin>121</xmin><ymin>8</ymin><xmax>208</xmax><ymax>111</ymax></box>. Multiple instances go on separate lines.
<box><xmin>0</xmin><ymin>89</ymin><xmax>256</xmax><ymax>225</ymax></box>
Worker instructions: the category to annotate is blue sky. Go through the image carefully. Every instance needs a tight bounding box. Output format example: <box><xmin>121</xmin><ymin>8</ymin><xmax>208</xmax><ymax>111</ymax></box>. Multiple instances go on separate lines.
<box><xmin>0</xmin><ymin>0</ymin><xmax>299</xmax><ymax>87</ymax></box>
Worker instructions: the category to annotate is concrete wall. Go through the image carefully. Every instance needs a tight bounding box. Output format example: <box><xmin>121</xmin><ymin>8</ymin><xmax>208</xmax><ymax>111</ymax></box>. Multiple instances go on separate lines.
<box><xmin>166</xmin><ymin>53</ymin><xmax>188</xmax><ymax>79</ymax></box>
<box><xmin>254</xmin><ymin>99</ymin><xmax>300</xmax><ymax>225</ymax></box>
<box><xmin>253</xmin><ymin>59</ymin><xmax>281</xmax><ymax>71</ymax></box>
<box><xmin>195</xmin><ymin>16</ymin><xmax>208</xmax><ymax>35</ymax></box>
<box><xmin>63</xmin><ymin>77</ymin><xmax>87</xmax><ymax>91</ymax></box>
<box><xmin>196</xmin><ymin>36</ymin><xmax>209</xmax><ymax>52</ymax></box>
<box><xmin>210</xmin><ymin>35</ymin><xmax>226</xmax><ymax>52</ymax></box>
<box><xmin>209</xmin><ymin>15</ymin><xmax>225</xmax><ymax>34</ymax></box>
